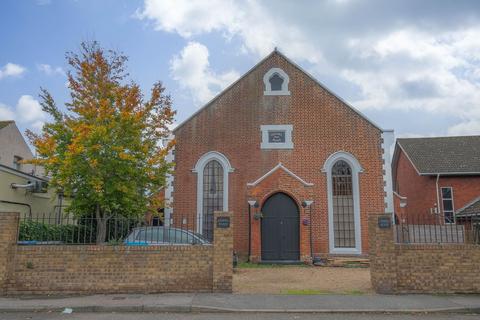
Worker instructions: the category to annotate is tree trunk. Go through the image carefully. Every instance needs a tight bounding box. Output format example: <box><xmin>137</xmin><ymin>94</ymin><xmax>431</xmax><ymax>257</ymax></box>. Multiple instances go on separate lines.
<box><xmin>96</xmin><ymin>203</ymin><xmax>107</xmax><ymax>244</ymax></box>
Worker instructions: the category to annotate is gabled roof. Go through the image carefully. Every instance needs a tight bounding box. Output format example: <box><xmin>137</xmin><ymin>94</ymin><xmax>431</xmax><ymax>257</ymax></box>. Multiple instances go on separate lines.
<box><xmin>456</xmin><ymin>196</ymin><xmax>480</xmax><ymax>217</ymax></box>
<box><xmin>247</xmin><ymin>163</ymin><xmax>313</xmax><ymax>187</ymax></box>
<box><xmin>395</xmin><ymin>136</ymin><xmax>480</xmax><ymax>175</ymax></box>
<box><xmin>0</xmin><ymin>120</ymin><xmax>14</xmax><ymax>130</ymax></box>
<box><xmin>173</xmin><ymin>49</ymin><xmax>385</xmax><ymax>133</ymax></box>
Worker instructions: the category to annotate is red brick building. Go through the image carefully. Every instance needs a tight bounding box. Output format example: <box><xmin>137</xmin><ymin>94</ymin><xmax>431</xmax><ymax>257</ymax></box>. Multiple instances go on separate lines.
<box><xmin>166</xmin><ymin>50</ymin><xmax>394</xmax><ymax>262</ymax></box>
<box><xmin>392</xmin><ymin>136</ymin><xmax>480</xmax><ymax>223</ymax></box>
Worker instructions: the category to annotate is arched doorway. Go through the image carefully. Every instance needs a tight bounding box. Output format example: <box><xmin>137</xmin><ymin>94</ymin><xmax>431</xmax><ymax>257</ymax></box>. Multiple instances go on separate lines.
<box><xmin>261</xmin><ymin>192</ymin><xmax>300</xmax><ymax>261</ymax></box>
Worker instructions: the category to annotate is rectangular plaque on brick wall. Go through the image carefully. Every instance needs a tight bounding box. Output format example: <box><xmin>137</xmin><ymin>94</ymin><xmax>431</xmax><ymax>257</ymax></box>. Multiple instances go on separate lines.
<box><xmin>216</xmin><ymin>217</ymin><xmax>230</xmax><ymax>228</ymax></box>
<box><xmin>378</xmin><ymin>216</ymin><xmax>391</xmax><ymax>229</ymax></box>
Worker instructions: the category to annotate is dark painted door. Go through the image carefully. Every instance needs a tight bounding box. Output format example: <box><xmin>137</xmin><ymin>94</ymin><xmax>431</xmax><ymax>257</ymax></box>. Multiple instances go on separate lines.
<box><xmin>261</xmin><ymin>193</ymin><xmax>300</xmax><ymax>261</ymax></box>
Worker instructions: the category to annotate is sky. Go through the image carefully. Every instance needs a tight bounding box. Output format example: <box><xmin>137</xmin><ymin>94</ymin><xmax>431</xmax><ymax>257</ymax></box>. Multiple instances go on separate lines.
<box><xmin>1</xmin><ymin>0</ymin><xmax>480</xmax><ymax>143</ymax></box>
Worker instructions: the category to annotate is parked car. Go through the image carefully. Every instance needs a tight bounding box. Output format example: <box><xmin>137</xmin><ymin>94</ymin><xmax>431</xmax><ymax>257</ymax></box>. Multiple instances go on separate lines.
<box><xmin>124</xmin><ymin>226</ymin><xmax>209</xmax><ymax>245</ymax></box>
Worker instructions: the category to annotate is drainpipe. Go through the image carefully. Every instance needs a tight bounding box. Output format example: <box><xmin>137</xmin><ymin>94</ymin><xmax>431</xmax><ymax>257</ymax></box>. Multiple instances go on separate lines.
<box><xmin>435</xmin><ymin>174</ymin><xmax>441</xmax><ymax>215</ymax></box>
<box><xmin>0</xmin><ymin>200</ymin><xmax>32</xmax><ymax>218</ymax></box>
<box><xmin>247</xmin><ymin>200</ymin><xmax>258</xmax><ymax>263</ymax></box>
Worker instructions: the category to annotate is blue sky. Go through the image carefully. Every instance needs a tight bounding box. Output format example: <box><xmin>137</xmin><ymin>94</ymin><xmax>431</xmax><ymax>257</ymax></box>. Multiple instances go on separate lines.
<box><xmin>1</xmin><ymin>0</ymin><xmax>480</xmax><ymax>141</ymax></box>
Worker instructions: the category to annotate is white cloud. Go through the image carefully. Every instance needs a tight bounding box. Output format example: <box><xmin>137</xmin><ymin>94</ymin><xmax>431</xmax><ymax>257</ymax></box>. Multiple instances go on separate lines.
<box><xmin>447</xmin><ymin>120</ymin><xmax>480</xmax><ymax>136</ymax></box>
<box><xmin>137</xmin><ymin>0</ymin><xmax>324</xmax><ymax>66</ymax></box>
<box><xmin>0</xmin><ymin>96</ymin><xmax>47</xmax><ymax>132</ymax></box>
<box><xmin>37</xmin><ymin>64</ymin><xmax>65</xmax><ymax>76</ymax></box>
<box><xmin>0</xmin><ymin>63</ymin><xmax>26</xmax><ymax>79</ymax></box>
<box><xmin>0</xmin><ymin>103</ymin><xmax>15</xmax><ymax>120</ymax></box>
<box><xmin>170</xmin><ymin>41</ymin><xmax>240</xmax><ymax>105</ymax></box>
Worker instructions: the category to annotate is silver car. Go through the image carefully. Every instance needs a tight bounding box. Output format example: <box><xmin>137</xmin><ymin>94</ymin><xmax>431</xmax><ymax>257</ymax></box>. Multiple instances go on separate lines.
<box><xmin>124</xmin><ymin>226</ymin><xmax>208</xmax><ymax>245</ymax></box>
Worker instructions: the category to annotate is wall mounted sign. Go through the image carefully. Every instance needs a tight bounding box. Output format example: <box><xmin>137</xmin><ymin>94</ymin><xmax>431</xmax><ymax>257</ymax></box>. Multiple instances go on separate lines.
<box><xmin>378</xmin><ymin>216</ymin><xmax>391</xmax><ymax>229</ymax></box>
<box><xmin>216</xmin><ymin>216</ymin><xmax>230</xmax><ymax>229</ymax></box>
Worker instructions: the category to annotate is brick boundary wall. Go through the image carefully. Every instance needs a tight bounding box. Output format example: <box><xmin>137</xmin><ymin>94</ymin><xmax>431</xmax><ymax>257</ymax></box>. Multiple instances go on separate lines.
<box><xmin>369</xmin><ymin>214</ymin><xmax>480</xmax><ymax>294</ymax></box>
<box><xmin>0</xmin><ymin>211</ymin><xmax>233</xmax><ymax>295</ymax></box>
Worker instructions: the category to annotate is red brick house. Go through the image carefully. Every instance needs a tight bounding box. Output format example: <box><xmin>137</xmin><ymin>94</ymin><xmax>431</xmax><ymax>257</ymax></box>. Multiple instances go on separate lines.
<box><xmin>392</xmin><ymin>136</ymin><xmax>480</xmax><ymax>224</ymax></box>
<box><xmin>165</xmin><ymin>50</ymin><xmax>394</xmax><ymax>262</ymax></box>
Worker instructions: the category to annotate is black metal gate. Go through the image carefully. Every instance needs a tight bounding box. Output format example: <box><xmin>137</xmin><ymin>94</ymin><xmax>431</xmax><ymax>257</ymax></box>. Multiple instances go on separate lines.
<box><xmin>261</xmin><ymin>192</ymin><xmax>300</xmax><ymax>261</ymax></box>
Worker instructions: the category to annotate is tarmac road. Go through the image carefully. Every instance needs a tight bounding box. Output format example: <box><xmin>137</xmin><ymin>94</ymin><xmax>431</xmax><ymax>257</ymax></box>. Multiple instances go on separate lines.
<box><xmin>1</xmin><ymin>312</ymin><xmax>479</xmax><ymax>320</ymax></box>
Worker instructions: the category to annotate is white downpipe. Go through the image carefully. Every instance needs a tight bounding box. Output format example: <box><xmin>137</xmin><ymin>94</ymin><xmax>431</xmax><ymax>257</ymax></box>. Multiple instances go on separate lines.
<box><xmin>435</xmin><ymin>174</ymin><xmax>441</xmax><ymax>215</ymax></box>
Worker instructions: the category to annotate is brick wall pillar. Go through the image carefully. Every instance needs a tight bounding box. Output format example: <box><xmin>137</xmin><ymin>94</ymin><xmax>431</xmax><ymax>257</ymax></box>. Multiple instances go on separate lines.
<box><xmin>0</xmin><ymin>212</ymin><xmax>19</xmax><ymax>294</ymax></box>
<box><xmin>212</xmin><ymin>211</ymin><xmax>233</xmax><ymax>292</ymax></box>
<box><xmin>368</xmin><ymin>213</ymin><xmax>397</xmax><ymax>294</ymax></box>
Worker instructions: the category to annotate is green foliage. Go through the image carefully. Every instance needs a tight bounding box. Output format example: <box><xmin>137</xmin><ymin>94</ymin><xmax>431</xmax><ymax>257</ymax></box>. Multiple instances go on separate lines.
<box><xmin>26</xmin><ymin>41</ymin><xmax>175</xmax><ymax>222</ymax></box>
<box><xmin>19</xmin><ymin>220</ymin><xmax>95</xmax><ymax>244</ymax></box>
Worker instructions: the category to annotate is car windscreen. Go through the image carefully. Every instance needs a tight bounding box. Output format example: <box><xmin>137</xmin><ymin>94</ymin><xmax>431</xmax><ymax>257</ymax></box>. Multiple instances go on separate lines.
<box><xmin>135</xmin><ymin>228</ymin><xmax>168</xmax><ymax>242</ymax></box>
<box><xmin>134</xmin><ymin>228</ymin><xmax>202</xmax><ymax>244</ymax></box>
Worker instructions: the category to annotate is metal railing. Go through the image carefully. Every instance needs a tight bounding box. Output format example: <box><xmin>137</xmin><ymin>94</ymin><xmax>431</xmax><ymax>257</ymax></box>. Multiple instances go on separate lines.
<box><xmin>17</xmin><ymin>212</ymin><xmax>212</xmax><ymax>246</ymax></box>
<box><xmin>395</xmin><ymin>211</ymin><xmax>480</xmax><ymax>245</ymax></box>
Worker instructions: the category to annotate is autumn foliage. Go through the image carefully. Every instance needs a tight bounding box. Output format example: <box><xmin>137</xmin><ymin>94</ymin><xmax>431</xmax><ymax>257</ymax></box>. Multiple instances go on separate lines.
<box><xmin>27</xmin><ymin>41</ymin><xmax>175</xmax><ymax>243</ymax></box>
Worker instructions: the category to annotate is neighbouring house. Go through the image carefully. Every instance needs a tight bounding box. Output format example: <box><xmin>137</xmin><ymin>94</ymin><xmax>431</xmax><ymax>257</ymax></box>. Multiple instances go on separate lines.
<box><xmin>165</xmin><ymin>50</ymin><xmax>394</xmax><ymax>262</ymax></box>
<box><xmin>0</xmin><ymin>120</ymin><xmax>66</xmax><ymax>219</ymax></box>
<box><xmin>392</xmin><ymin>135</ymin><xmax>480</xmax><ymax>223</ymax></box>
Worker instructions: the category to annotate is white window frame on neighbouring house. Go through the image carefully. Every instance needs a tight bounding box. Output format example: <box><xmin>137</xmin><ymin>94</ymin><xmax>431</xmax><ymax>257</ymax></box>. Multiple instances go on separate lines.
<box><xmin>260</xmin><ymin>125</ymin><xmax>293</xmax><ymax>150</ymax></box>
<box><xmin>263</xmin><ymin>68</ymin><xmax>290</xmax><ymax>95</ymax></box>
<box><xmin>193</xmin><ymin>151</ymin><xmax>234</xmax><ymax>235</ymax></box>
<box><xmin>441</xmin><ymin>187</ymin><xmax>455</xmax><ymax>224</ymax></box>
<box><xmin>322</xmin><ymin>151</ymin><xmax>363</xmax><ymax>255</ymax></box>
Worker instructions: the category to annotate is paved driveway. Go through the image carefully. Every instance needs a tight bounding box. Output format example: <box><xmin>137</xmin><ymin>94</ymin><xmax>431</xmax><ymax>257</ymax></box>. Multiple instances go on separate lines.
<box><xmin>233</xmin><ymin>266</ymin><xmax>372</xmax><ymax>294</ymax></box>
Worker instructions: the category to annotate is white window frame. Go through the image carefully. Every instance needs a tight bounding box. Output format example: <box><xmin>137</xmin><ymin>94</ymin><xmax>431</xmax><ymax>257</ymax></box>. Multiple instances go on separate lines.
<box><xmin>260</xmin><ymin>125</ymin><xmax>293</xmax><ymax>150</ymax></box>
<box><xmin>263</xmin><ymin>68</ymin><xmax>290</xmax><ymax>95</ymax></box>
<box><xmin>322</xmin><ymin>151</ymin><xmax>363</xmax><ymax>255</ymax></box>
<box><xmin>440</xmin><ymin>187</ymin><xmax>455</xmax><ymax>224</ymax></box>
<box><xmin>193</xmin><ymin>151</ymin><xmax>234</xmax><ymax>234</ymax></box>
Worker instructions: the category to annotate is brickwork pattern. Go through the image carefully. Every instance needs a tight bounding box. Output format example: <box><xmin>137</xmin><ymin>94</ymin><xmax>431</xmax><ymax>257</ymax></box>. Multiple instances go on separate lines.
<box><xmin>212</xmin><ymin>211</ymin><xmax>234</xmax><ymax>292</ymax></box>
<box><xmin>369</xmin><ymin>213</ymin><xmax>480</xmax><ymax>294</ymax></box>
<box><xmin>0</xmin><ymin>212</ymin><xmax>233</xmax><ymax>295</ymax></box>
<box><xmin>173</xmin><ymin>52</ymin><xmax>385</xmax><ymax>259</ymax></box>
<box><xmin>0</xmin><ymin>213</ymin><xmax>19</xmax><ymax>294</ymax></box>
<box><xmin>394</xmin><ymin>149</ymin><xmax>480</xmax><ymax>217</ymax></box>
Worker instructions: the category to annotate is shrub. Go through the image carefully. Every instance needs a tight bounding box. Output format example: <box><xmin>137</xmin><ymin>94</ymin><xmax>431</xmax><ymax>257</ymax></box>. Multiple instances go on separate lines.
<box><xmin>19</xmin><ymin>220</ymin><xmax>95</xmax><ymax>244</ymax></box>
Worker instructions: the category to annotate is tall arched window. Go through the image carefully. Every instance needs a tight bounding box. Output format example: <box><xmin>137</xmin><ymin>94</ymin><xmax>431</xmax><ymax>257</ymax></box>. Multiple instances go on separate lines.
<box><xmin>332</xmin><ymin>160</ymin><xmax>355</xmax><ymax>248</ymax></box>
<box><xmin>323</xmin><ymin>151</ymin><xmax>362</xmax><ymax>254</ymax></box>
<box><xmin>202</xmin><ymin>160</ymin><xmax>224</xmax><ymax>241</ymax></box>
<box><xmin>194</xmin><ymin>151</ymin><xmax>233</xmax><ymax>241</ymax></box>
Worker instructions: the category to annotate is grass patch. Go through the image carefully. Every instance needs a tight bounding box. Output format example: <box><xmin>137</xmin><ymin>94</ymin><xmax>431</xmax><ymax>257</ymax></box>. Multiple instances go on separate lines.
<box><xmin>343</xmin><ymin>289</ymin><xmax>365</xmax><ymax>295</ymax></box>
<box><xmin>283</xmin><ymin>289</ymin><xmax>366</xmax><ymax>295</ymax></box>
<box><xmin>282</xmin><ymin>289</ymin><xmax>332</xmax><ymax>295</ymax></box>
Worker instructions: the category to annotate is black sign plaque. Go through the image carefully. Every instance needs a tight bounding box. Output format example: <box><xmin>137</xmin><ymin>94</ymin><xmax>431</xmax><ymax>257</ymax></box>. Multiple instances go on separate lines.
<box><xmin>216</xmin><ymin>217</ymin><xmax>230</xmax><ymax>229</ymax></box>
<box><xmin>378</xmin><ymin>216</ymin><xmax>391</xmax><ymax>229</ymax></box>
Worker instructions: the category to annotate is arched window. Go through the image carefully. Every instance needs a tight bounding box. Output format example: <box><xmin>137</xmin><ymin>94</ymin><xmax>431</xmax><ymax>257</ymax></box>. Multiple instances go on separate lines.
<box><xmin>263</xmin><ymin>68</ymin><xmax>290</xmax><ymax>95</ymax></box>
<box><xmin>332</xmin><ymin>160</ymin><xmax>355</xmax><ymax>248</ymax></box>
<box><xmin>269</xmin><ymin>73</ymin><xmax>284</xmax><ymax>91</ymax></box>
<box><xmin>202</xmin><ymin>160</ymin><xmax>223</xmax><ymax>241</ymax></box>
<box><xmin>193</xmin><ymin>151</ymin><xmax>233</xmax><ymax>240</ymax></box>
<box><xmin>323</xmin><ymin>151</ymin><xmax>363</xmax><ymax>254</ymax></box>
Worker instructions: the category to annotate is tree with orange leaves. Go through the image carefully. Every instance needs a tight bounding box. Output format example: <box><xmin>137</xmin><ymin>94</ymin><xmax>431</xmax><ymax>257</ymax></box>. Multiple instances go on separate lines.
<box><xmin>27</xmin><ymin>41</ymin><xmax>175</xmax><ymax>243</ymax></box>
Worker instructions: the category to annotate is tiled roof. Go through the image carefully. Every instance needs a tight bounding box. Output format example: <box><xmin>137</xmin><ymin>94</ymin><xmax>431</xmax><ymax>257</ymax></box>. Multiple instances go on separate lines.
<box><xmin>397</xmin><ymin>136</ymin><xmax>480</xmax><ymax>175</ymax></box>
<box><xmin>456</xmin><ymin>197</ymin><xmax>480</xmax><ymax>216</ymax></box>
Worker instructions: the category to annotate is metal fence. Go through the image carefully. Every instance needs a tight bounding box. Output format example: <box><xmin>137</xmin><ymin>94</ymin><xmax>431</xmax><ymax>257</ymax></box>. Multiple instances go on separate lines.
<box><xmin>395</xmin><ymin>211</ymin><xmax>480</xmax><ymax>245</ymax></box>
<box><xmin>17</xmin><ymin>212</ymin><xmax>211</xmax><ymax>246</ymax></box>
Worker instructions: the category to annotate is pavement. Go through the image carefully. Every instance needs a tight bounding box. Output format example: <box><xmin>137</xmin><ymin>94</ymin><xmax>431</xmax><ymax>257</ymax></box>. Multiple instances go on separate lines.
<box><xmin>0</xmin><ymin>293</ymin><xmax>480</xmax><ymax>314</ymax></box>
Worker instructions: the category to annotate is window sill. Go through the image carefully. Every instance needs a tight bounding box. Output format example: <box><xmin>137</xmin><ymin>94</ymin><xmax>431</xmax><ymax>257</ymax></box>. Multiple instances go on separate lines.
<box><xmin>264</xmin><ymin>90</ymin><xmax>291</xmax><ymax>96</ymax></box>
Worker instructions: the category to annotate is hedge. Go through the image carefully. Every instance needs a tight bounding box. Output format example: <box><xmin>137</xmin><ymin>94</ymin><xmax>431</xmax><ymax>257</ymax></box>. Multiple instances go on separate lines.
<box><xmin>18</xmin><ymin>220</ymin><xmax>95</xmax><ymax>244</ymax></box>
